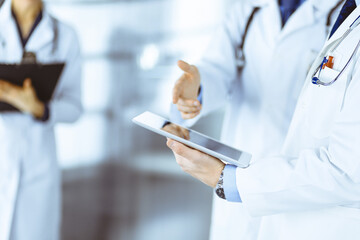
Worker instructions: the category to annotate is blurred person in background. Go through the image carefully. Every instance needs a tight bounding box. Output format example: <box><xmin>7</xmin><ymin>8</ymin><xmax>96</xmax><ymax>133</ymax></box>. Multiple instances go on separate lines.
<box><xmin>0</xmin><ymin>0</ymin><xmax>82</xmax><ymax>239</ymax></box>
<box><xmin>170</xmin><ymin>0</ymin><xmax>344</xmax><ymax>239</ymax></box>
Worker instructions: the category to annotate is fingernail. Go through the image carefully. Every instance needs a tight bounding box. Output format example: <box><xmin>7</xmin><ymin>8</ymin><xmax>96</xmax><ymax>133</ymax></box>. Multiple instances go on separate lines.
<box><xmin>194</xmin><ymin>101</ymin><xmax>199</xmax><ymax>106</ymax></box>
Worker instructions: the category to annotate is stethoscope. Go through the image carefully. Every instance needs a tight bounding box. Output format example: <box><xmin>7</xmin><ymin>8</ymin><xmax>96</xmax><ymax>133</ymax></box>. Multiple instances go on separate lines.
<box><xmin>312</xmin><ymin>15</ymin><xmax>360</xmax><ymax>86</ymax></box>
<box><xmin>0</xmin><ymin>16</ymin><xmax>59</xmax><ymax>64</ymax></box>
<box><xmin>22</xmin><ymin>17</ymin><xmax>59</xmax><ymax>64</ymax></box>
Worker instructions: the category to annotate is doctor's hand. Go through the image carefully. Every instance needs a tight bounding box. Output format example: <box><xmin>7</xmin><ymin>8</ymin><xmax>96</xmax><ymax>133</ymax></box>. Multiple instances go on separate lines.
<box><xmin>167</xmin><ymin>138</ymin><xmax>225</xmax><ymax>188</ymax></box>
<box><xmin>173</xmin><ymin>60</ymin><xmax>202</xmax><ymax>120</ymax></box>
<box><xmin>0</xmin><ymin>78</ymin><xmax>45</xmax><ymax>118</ymax></box>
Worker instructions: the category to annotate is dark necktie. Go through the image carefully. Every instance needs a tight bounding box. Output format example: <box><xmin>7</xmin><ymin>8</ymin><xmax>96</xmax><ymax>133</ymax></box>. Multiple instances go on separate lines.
<box><xmin>279</xmin><ymin>0</ymin><xmax>303</xmax><ymax>26</ymax></box>
<box><xmin>329</xmin><ymin>0</ymin><xmax>357</xmax><ymax>38</ymax></box>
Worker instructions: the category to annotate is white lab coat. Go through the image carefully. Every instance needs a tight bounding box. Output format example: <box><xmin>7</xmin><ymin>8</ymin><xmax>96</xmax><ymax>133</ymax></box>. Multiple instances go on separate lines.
<box><xmin>170</xmin><ymin>0</ymin><xmax>342</xmax><ymax>239</ymax></box>
<box><xmin>236</xmin><ymin>5</ymin><xmax>360</xmax><ymax>240</ymax></box>
<box><xmin>0</xmin><ymin>1</ymin><xmax>82</xmax><ymax>239</ymax></box>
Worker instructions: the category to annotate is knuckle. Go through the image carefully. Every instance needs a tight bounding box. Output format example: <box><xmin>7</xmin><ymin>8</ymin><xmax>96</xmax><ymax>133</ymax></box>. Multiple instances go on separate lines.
<box><xmin>174</xmin><ymin>145</ymin><xmax>184</xmax><ymax>155</ymax></box>
<box><xmin>176</xmin><ymin>148</ymin><xmax>183</xmax><ymax>156</ymax></box>
<box><xmin>172</xmin><ymin>144</ymin><xmax>179</xmax><ymax>153</ymax></box>
<box><xmin>180</xmin><ymin>166</ymin><xmax>188</xmax><ymax>173</ymax></box>
<box><xmin>176</xmin><ymin>158</ymin><xmax>187</xmax><ymax>170</ymax></box>
<box><xmin>175</xmin><ymin>157</ymin><xmax>183</xmax><ymax>166</ymax></box>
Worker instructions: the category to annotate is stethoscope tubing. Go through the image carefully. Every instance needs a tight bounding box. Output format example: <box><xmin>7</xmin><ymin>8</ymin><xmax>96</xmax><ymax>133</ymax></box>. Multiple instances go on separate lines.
<box><xmin>312</xmin><ymin>15</ymin><xmax>360</xmax><ymax>86</ymax></box>
<box><xmin>0</xmin><ymin>17</ymin><xmax>58</xmax><ymax>56</ymax></box>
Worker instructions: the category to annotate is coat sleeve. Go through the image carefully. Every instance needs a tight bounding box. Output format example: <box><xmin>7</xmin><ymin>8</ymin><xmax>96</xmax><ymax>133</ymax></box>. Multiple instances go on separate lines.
<box><xmin>236</xmin><ymin>57</ymin><xmax>360</xmax><ymax>217</ymax></box>
<box><xmin>170</xmin><ymin>2</ymin><xmax>250</xmax><ymax>124</ymax></box>
<box><xmin>47</xmin><ymin>27</ymin><xmax>83</xmax><ymax>125</ymax></box>
<box><xmin>198</xmin><ymin>2</ymin><xmax>252</xmax><ymax>117</ymax></box>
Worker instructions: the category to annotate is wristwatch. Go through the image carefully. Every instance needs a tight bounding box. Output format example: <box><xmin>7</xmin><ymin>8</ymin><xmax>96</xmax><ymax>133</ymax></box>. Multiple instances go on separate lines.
<box><xmin>215</xmin><ymin>168</ymin><xmax>226</xmax><ymax>200</ymax></box>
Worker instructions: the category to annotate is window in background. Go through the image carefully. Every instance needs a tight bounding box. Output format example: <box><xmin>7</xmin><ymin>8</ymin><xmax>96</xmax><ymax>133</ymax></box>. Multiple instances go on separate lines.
<box><xmin>46</xmin><ymin>0</ymin><xmax>235</xmax><ymax>169</ymax></box>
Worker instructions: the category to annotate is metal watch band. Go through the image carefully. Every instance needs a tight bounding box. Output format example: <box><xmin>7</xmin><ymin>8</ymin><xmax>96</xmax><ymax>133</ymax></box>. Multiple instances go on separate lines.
<box><xmin>215</xmin><ymin>170</ymin><xmax>226</xmax><ymax>200</ymax></box>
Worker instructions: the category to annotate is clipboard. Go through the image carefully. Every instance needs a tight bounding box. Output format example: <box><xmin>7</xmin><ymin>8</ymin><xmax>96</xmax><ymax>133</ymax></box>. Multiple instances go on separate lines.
<box><xmin>0</xmin><ymin>62</ymin><xmax>65</xmax><ymax>112</ymax></box>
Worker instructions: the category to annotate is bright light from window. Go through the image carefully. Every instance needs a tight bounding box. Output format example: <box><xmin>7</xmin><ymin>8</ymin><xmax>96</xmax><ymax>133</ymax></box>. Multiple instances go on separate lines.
<box><xmin>139</xmin><ymin>44</ymin><xmax>160</xmax><ymax>70</ymax></box>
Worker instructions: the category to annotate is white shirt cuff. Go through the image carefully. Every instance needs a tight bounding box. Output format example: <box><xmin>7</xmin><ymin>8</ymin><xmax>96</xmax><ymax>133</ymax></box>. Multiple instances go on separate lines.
<box><xmin>223</xmin><ymin>164</ymin><xmax>242</xmax><ymax>202</ymax></box>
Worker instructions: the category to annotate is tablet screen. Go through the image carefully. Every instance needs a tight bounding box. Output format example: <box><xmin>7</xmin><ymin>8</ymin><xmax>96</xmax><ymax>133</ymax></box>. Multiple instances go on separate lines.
<box><xmin>133</xmin><ymin>111</ymin><xmax>243</xmax><ymax>162</ymax></box>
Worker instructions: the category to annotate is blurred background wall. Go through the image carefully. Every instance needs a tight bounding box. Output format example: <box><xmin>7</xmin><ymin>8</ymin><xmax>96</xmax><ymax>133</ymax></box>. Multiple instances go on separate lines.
<box><xmin>43</xmin><ymin>0</ymin><xmax>237</xmax><ymax>239</ymax></box>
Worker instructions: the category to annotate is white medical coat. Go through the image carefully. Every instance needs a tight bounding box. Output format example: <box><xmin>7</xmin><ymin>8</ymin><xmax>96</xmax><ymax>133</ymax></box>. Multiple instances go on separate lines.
<box><xmin>0</xmin><ymin>1</ymin><xmax>82</xmax><ymax>239</ymax></box>
<box><xmin>236</xmin><ymin>5</ymin><xmax>360</xmax><ymax>240</ymax></box>
<box><xmin>177</xmin><ymin>0</ymin><xmax>343</xmax><ymax>239</ymax></box>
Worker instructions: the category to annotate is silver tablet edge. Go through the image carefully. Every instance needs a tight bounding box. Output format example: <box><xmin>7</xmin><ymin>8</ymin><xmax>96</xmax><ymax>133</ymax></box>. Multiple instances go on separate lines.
<box><xmin>132</xmin><ymin>113</ymin><xmax>251</xmax><ymax>168</ymax></box>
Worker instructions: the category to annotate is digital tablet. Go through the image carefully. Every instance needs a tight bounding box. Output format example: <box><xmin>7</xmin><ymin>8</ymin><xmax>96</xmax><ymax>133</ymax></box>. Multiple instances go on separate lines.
<box><xmin>132</xmin><ymin>111</ymin><xmax>251</xmax><ymax>168</ymax></box>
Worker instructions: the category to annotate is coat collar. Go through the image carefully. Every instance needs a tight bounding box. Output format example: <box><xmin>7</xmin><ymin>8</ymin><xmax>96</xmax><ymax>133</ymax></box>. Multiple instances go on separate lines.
<box><xmin>289</xmin><ymin>0</ymin><xmax>345</xmax><ymax>33</ymax></box>
<box><xmin>309</xmin><ymin>0</ymin><xmax>345</xmax><ymax>13</ymax></box>
<box><xmin>0</xmin><ymin>0</ymin><xmax>55</xmax><ymax>57</ymax></box>
<box><xmin>325</xmin><ymin>6</ymin><xmax>360</xmax><ymax>47</ymax></box>
<box><xmin>278</xmin><ymin>0</ymin><xmax>316</xmax><ymax>39</ymax></box>
<box><xmin>250</xmin><ymin>0</ymin><xmax>343</xmax><ymax>13</ymax></box>
<box><xmin>248</xmin><ymin>0</ymin><xmax>345</xmax><ymax>42</ymax></box>
<box><xmin>249</xmin><ymin>0</ymin><xmax>271</xmax><ymax>7</ymax></box>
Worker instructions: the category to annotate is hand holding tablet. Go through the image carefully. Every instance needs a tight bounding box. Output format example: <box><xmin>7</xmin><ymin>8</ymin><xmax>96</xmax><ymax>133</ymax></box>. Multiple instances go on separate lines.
<box><xmin>132</xmin><ymin>111</ymin><xmax>251</xmax><ymax>168</ymax></box>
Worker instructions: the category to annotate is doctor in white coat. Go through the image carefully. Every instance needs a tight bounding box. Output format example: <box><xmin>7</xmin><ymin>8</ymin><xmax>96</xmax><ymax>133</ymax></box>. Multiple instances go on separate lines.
<box><xmin>0</xmin><ymin>0</ymin><xmax>82</xmax><ymax>239</ymax></box>
<box><xmin>168</xmin><ymin>0</ymin><xmax>360</xmax><ymax>239</ymax></box>
<box><xmin>171</xmin><ymin>0</ymin><xmax>343</xmax><ymax>239</ymax></box>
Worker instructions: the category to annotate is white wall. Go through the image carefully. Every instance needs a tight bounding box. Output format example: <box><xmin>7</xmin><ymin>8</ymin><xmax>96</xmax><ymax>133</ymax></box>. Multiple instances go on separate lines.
<box><xmin>43</xmin><ymin>1</ymin><xmax>240</xmax><ymax>239</ymax></box>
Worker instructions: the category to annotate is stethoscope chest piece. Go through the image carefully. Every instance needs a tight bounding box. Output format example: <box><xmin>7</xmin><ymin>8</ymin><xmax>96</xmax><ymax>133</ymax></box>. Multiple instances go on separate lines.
<box><xmin>312</xmin><ymin>76</ymin><xmax>320</xmax><ymax>85</ymax></box>
<box><xmin>21</xmin><ymin>52</ymin><xmax>37</xmax><ymax>64</ymax></box>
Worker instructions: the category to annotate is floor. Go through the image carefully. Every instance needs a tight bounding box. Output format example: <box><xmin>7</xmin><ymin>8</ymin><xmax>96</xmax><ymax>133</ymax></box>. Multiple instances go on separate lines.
<box><xmin>61</xmin><ymin>162</ymin><xmax>213</xmax><ymax>240</ymax></box>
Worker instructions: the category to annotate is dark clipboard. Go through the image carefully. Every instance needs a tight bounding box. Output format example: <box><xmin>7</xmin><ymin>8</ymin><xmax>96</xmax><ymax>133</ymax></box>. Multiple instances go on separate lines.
<box><xmin>0</xmin><ymin>63</ymin><xmax>65</xmax><ymax>112</ymax></box>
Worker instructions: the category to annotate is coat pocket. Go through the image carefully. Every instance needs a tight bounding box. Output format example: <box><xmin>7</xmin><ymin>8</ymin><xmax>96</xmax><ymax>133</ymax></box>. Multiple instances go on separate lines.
<box><xmin>305</xmin><ymin>70</ymin><xmax>347</xmax><ymax>139</ymax></box>
<box><xmin>317</xmin><ymin>67</ymin><xmax>340</xmax><ymax>84</ymax></box>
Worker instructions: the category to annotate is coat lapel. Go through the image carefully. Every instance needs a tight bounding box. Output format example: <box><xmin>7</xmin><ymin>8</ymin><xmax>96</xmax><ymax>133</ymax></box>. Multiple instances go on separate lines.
<box><xmin>250</xmin><ymin>0</ymin><xmax>271</xmax><ymax>7</ymax></box>
<box><xmin>278</xmin><ymin>0</ymin><xmax>344</xmax><ymax>42</ymax></box>
<box><xmin>301</xmin><ymin>6</ymin><xmax>360</xmax><ymax>81</ymax></box>
<box><xmin>26</xmin><ymin>10</ymin><xmax>55</xmax><ymax>54</ymax></box>
<box><xmin>325</xmin><ymin>7</ymin><xmax>360</xmax><ymax>46</ymax></box>
<box><xmin>278</xmin><ymin>0</ymin><xmax>315</xmax><ymax>40</ymax></box>
<box><xmin>0</xmin><ymin>0</ymin><xmax>22</xmax><ymax>62</ymax></box>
